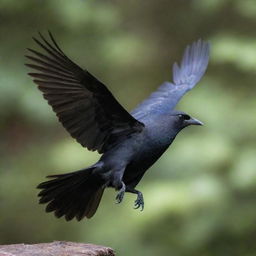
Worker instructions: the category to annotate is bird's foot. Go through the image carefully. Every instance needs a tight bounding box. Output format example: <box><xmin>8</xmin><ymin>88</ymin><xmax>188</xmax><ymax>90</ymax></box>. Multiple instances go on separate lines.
<box><xmin>115</xmin><ymin>182</ymin><xmax>126</xmax><ymax>204</ymax></box>
<box><xmin>134</xmin><ymin>192</ymin><xmax>144</xmax><ymax>211</ymax></box>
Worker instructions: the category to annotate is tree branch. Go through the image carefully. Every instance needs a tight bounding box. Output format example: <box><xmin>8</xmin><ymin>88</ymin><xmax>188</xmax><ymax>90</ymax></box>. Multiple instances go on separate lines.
<box><xmin>0</xmin><ymin>241</ymin><xmax>115</xmax><ymax>256</ymax></box>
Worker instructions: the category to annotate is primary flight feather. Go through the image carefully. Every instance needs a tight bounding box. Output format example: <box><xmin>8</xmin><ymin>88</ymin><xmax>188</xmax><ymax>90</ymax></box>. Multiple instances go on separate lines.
<box><xmin>26</xmin><ymin>32</ymin><xmax>210</xmax><ymax>221</ymax></box>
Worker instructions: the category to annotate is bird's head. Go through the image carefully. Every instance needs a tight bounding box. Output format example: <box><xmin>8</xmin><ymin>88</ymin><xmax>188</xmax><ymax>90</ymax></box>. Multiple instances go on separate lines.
<box><xmin>170</xmin><ymin>110</ymin><xmax>203</xmax><ymax>131</ymax></box>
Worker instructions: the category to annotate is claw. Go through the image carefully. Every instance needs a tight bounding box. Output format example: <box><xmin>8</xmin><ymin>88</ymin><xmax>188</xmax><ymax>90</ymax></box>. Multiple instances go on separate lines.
<box><xmin>133</xmin><ymin>192</ymin><xmax>144</xmax><ymax>211</ymax></box>
<box><xmin>115</xmin><ymin>182</ymin><xmax>126</xmax><ymax>204</ymax></box>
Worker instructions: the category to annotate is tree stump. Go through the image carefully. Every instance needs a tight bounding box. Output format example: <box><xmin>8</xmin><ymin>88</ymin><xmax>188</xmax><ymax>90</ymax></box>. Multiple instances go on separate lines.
<box><xmin>0</xmin><ymin>241</ymin><xmax>115</xmax><ymax>256</ymax></box>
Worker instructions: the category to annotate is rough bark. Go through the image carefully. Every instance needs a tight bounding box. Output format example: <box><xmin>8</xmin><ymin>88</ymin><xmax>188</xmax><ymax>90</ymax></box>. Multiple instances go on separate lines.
<box><xmin>0</xmin><ymin>241</ymin><xmax>115</xmax><ymax>256</ymax></box>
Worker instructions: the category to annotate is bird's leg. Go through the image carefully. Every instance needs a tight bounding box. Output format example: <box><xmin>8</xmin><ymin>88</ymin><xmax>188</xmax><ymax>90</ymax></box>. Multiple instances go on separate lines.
<box><xmin>126</xmin><ymin>187</ymin><xmax>144</xmax><ymax>211</ymax></box>
<box><xmin>112</xmin><ymin>167</ymin><xmax>126</xmax><ymax>204</ymax></box>
<box><xmin>115</xmin><ymin>181</ymin><xmax>126</xmax><ymax>204</ymax></box>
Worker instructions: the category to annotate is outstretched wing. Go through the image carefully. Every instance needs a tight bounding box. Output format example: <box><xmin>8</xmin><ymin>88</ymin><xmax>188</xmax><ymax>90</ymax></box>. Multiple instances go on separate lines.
<box><xmin>26</xmin><ymin>32</ymin><xmax>144</xmax><ymax>153</ymax></box>
<box><xmin>131</xmin><ymin>39</ymin><xmax>210</xmax><ymax>120</ymax></box>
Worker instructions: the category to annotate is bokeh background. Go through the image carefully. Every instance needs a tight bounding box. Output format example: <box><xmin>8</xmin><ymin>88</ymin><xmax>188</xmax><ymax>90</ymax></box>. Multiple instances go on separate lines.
<box><xmin>1</xmin><ymin>0</ymin><xmax>256</xmax><ymax>255</ymax></box>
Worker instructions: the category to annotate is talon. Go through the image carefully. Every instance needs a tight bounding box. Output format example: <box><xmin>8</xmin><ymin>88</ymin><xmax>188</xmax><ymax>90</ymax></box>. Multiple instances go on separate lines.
<box><xmin>115</xmin><ymin>182</ymin><xmax>126</xmax><ymax>204</ymax></box>
<box><xmin>133</xmin><ymin>192</ymin><xmax>144</xmax><ymax>211</ymax></box>
<box><xmin>115</xmin><ymin>192</ymin><xmax>124</xmax><ymax>204</ymax></box>
<box><xmin>134</xmin><ymin>203</ymin><xmax>140</xmax><ymax>209</ymax></box>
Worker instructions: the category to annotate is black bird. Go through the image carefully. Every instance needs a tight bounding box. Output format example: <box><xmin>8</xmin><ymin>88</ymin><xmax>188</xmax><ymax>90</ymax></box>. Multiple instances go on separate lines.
<box><xmin>26</xmin><ymin>32</ymin><xmax>210</xmax><ymax>221</ymax></box>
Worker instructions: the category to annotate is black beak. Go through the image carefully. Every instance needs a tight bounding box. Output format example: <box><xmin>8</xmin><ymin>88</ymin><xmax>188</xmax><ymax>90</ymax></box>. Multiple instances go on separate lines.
<box><xmin>186</xmin><ymin>117</ymin><xmax>204</xmax><ymax>126</ymax></box>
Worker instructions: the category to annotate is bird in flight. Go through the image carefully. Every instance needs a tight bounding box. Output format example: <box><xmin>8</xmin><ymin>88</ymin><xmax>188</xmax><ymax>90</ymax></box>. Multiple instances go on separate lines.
<box><xmin>26</xmin><ymin>32</ymin><xmax>210</xmax><ymax>221</ymax></box>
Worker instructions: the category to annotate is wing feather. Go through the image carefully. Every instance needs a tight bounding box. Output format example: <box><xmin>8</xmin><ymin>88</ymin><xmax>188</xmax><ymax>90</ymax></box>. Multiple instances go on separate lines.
<box><xmin>26</xmin><ymin>32</ymin><xmax>144</xmax><ymax>153</ymax></box>
<box><xmin>131</xmin><ymin>39</ymin><xmax>210</xmax><ymax>120</ymax></box>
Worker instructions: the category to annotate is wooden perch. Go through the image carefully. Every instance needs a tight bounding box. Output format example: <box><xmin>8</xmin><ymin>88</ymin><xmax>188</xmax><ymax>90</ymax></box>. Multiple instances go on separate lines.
<box><xmin>0</xmin><ymin>241</ymin><xmax>115</xmax><ymax>256</ymax></box>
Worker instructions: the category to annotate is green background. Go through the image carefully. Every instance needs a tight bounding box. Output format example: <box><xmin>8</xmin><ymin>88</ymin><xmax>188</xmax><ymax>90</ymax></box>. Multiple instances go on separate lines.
<box><xmin>1</xmin><ymin>0</ymin><xmax>256</xmax><ymax>255</ymax></box>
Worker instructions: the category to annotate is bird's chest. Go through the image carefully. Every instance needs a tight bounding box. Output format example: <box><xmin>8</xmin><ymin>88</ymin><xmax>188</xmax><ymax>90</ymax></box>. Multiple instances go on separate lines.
<box><xmin>122</xmin><ymin>144</ymin><xmax>168</xmax><ymax>186</ymax></box>
<box><xmin>131</xmin><ymin>133</ymin><xmax>172</xmax><ymax>168</ymax></box>
<box><xmin>132</xmin><ymin>145</ymin><xmax>168</xmax><ymax>169</ymax></box>
<box><xmin>122</xmin><ymin>131</ymin><xmax>175</xmax><ymax>185</ymax></box>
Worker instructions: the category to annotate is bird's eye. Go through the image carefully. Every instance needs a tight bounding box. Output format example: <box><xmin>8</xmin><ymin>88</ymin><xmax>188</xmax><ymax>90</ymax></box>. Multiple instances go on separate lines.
<box><xmin>178</xmin><ymin>114</ymin><xmax>190</xmax><ymax>120</ymax></box>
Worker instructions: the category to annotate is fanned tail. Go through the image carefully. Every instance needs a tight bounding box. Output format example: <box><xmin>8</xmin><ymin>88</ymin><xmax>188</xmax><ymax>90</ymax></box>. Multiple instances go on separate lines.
<box><xmin>37</xmin><ymin>166</ymin><xmax>105</xmax><ymax>221</ymax></box>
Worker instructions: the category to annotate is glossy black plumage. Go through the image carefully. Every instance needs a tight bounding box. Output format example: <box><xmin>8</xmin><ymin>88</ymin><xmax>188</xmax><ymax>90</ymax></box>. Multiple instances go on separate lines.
<box><xmin>26</xmin><ymin>32</ymin><xmax>210</xmax><ymax>221</ymax></box>
<box><xmin>26</xmin><ymin>32</ymin><xmax>144</xmax><ymax>153</ymax></box>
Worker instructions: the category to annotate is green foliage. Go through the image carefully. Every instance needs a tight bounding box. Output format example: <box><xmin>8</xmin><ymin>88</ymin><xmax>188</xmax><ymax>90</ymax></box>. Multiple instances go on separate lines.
<box><xmin>1</xmin><ymin>0</ymin><xmax>256</xmax><ymax>255</ymax></box>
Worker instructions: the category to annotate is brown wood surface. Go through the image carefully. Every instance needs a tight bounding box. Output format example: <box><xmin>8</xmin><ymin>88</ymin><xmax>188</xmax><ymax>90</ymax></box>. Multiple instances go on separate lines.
<box><xmin>0</xmin><ymin>241</ymin><xmax>115</xmax><ymax>256</ymax></box>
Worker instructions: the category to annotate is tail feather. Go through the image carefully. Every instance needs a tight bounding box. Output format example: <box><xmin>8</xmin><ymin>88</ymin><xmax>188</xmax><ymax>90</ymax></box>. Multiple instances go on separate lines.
<box><xmin>77</xmin><ymin>187</ymin><xmax>105</xmax><ymax>220</ymax></box>
<box><xmin>37</xmin><ymin>166</ymin><xmax>105</xmax><ymax>221</ymax></box>
<box><xmin>85</xmin><ymin>188</ymin><xmax>104</xmax><ymax>219</ymax></box>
